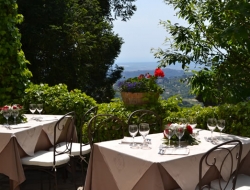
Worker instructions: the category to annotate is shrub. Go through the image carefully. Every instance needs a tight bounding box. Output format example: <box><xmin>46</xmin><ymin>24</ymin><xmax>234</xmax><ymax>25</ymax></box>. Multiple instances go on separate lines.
<box><xmin>22</xmin><ymin>83</ymin><xmax>97</xmax><ymax>137</ymax></box>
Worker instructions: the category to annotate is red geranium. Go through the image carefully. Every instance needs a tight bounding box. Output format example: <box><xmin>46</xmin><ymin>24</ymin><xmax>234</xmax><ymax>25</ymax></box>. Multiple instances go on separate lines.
<box><xmin>186</xmin><ymin>125</ymin><xmax>193</xmax><ymax>134</ymax></box>
<box><xmin>154</xmin><ymin>68</ymin><xmax>165</xmax><ymax>78</ymax></box>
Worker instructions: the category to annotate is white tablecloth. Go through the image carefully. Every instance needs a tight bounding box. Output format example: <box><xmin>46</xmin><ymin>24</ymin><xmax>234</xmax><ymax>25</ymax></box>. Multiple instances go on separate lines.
<box><xmin>85</xmin><ymin>130</ymin><xmax>250</xmax><ymax>190</ymax></box>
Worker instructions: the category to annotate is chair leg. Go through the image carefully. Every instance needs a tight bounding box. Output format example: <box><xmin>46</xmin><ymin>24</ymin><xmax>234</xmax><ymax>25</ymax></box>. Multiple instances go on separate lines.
<box><xmin>54</xmin><ymin>169</ymin><xmax>58</xmax><ymax>190</ymax></box>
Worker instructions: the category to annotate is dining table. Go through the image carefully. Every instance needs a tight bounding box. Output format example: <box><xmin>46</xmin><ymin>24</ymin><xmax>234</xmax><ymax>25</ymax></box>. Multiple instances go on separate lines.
<box><xmin>0</xmin><ymin>114</ymin><xmax>77</xmax><ymax>190</ymax></box>
<box><xmin>84</xmin><ymin>129</ymin><xmax>250</xmax><ymax>190</ymax></box>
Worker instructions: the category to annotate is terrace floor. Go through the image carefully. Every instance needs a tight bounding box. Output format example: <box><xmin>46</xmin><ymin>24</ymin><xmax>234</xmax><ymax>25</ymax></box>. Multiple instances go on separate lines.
<box><xmin>0</xmin><ymin>163</ymin><xmax>87</xmax><ymax>190</ymax></box>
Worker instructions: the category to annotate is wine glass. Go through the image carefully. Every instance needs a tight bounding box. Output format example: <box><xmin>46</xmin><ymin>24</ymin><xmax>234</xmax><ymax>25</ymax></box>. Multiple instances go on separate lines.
<box><xmin>187</xmin><ymin>117</ymin><xmax>197</xmax><ymax>130</ymax></box>
<box><xmin>163</xmin><ymin>124</ymin><xmax>175</xmax><ymax>148</ymax></box>
<box><xmin>207</xmin><ymin>118</ymin><xmax>217</xmax><ymax>142</ymax></box>
<box><xmin>129</xmin><ymin>124</ymin><xmax>138</xmax><ymax>148</ymax></box>
<box><xmin>12</xmin><ymin>108</ymin><xmax>19</xmax><ymax>125</ymax></box>
<box><xmin>37</xmin><ymin>104</ymin><xmax>43</xmax><ymax>114</ymax></box>
<box><xmin>179</xmin><ymin>118</ymin><xmax>187</xmax><ymax>125</ymax></box>
<box><xmin>175</xmin><ymin>124</ymin><xmax>185</xmax><ymax>148</ymax></box>
<box><xmin>2</xmin><ymin>107</ymin><xmax>12</xmax><ymax>128</ymax></box>
<box><xmin>217</xmin><ymin>119</ymin><xmax>225</xmax><ymax>140</ymax></box>
<box><xmin>29</xmin><ymin>104</ymin><xmax>37</xmax><ymax>118</ymax></box>
<box><xmin>139</xmin><ymin>123</ymin><xmax>150</xmax><ymax>149</ymax></box>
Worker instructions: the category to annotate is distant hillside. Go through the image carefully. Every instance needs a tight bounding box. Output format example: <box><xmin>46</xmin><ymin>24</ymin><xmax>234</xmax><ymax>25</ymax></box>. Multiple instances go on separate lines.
<box><xmin>120</xmin><ymin>68</ymin><xmax>189</xmax><ymax>79</ymax></box>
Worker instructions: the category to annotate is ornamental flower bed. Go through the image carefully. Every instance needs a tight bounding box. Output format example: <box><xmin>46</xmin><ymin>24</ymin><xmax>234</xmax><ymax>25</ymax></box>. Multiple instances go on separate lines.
<box><xmin>118</xmin><ymin>68</ymin><xmax>165</xmax><ymax>94</ymax></box>
<box><xmin>163</xmin><ymin>123</ymin><xmax>200</xmax><ymax>145</ymax></box>
<box><xmin>118</xmin><ymin>68</ymin><xmax>165</xmax><ymax>106</ymax></box>
<box><xmin>0</xmin><ymin>104</ymin><xmax>26</xmax><ymax>124</ymax></box>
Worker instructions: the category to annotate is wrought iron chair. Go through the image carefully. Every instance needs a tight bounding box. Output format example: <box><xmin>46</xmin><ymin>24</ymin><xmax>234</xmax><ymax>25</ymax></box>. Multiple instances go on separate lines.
<box><xmin>88</xmin><ymin>114</ymin><xmax>126</xmax><ymax>148</ymax></box>
<box><xmin>127</xmin><ymin>109</ymin><xmax>162</xmax><ymax>134</ymax></box>
<box><xmin>21</xmin><ymin>111</ymin><xmax>76</xmax><ymax>190</ymax></box>
<box><xmin>49</xmin><ymin>107</ymin><xmax>98</xmax><ymax>186</ymax></box>
<box><xmin>198</xmin><ymin>139</ymin><xmax>250</xmax><ymax>190</ymax></box>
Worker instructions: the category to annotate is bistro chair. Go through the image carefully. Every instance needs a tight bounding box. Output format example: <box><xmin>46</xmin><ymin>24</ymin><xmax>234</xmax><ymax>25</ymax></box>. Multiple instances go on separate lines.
<box><xmin>198</xmin><ymin>139</ymin><xmax>250</xmax><ymax>190</ymax></box>
<box><xmin>49</xmin><ymin>107</ymin><xmax>98</xmax><ymax>186</ymax></box>
<box><xmin>21</xmin><ymin>111</ymin><xmax>76</xmax><ymax>190</ymax></box>
<box><xmin>88</xmin><ymin>114</ymin><xmax>126</xmax><ymax>148</ymax></box>
<box><xmin>127</xmin><ymin>109</ymin><xmax>162</xmax><ymax>134</ymax></box>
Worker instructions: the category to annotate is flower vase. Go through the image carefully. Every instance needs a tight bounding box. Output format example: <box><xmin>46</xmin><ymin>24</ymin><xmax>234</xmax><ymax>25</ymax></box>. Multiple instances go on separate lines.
<box><xmin>121</xmin><ymin>92</ymin><xmax>159</xmax><ymax>106</ymax></box>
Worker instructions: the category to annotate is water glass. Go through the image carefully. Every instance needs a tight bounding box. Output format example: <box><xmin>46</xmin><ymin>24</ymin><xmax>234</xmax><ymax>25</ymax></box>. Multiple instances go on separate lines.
<box><xmin>29</xmin><ymin>104</ymin><xmax>37</xmax><ymax>115</ymax></box>
<box><xmin>175</xmin><ymin>124</ymin><xmax>185</xmax><ymax>148</ymax></box>
<box><xmin>207</xmin><ymin>118</ymin><xmax>217</xmax><ymax>142</ymax></box>
<box><xmin>139</xmin><ymin>123</ymin><xmax>150</xmax><ymax>149</ymax></box>
<box><xmin>187</xmin><ymin>117</ymin><xmax>197</xmax><ymax>130</ymax></box>
<box><xmin>12</xmin><ymin>109</ymin><xmax>19</xmax><ymax>125</ymax></box>
<box><xmin>163</xmin><ymin>124</ymin><xmax>175</xmax><ymax>148</ymax></box>
<box><xmin>217</xmin><ymin>119</ymin><xmax>225</xmax><ymax>140</ymax></box>
<box><xmin>129</xmin><ymin>124</ymin><xmax>138</xmax><ymax>148</ymax></box>
<box><xmin>37</xmin><ymin>104</ymin><xmax>43</xmax><ymax>114</ymax></box>
<box><xmin>2</xmin><ymin>107</ymin><xmax>12</xmax><ymax>127</ymax></box>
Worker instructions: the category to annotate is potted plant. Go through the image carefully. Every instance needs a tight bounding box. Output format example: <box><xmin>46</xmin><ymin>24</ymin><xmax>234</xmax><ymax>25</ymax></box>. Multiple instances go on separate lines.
<box><xmin>118</xmin><ymin>68</ymin><xmax>165</xmax><ymax>106</ymax></box>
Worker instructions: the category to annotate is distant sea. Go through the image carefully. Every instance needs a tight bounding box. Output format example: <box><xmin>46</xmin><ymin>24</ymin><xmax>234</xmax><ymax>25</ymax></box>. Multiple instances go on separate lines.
<box><xmin>115</xmin><ymin>61</ymin><xmax>200</xmax><ymax>72</ymax></box>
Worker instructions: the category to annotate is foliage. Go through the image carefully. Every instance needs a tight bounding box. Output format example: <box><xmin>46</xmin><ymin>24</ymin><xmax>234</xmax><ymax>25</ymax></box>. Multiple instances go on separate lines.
<box><xmin>17</xmin><ymin>0</ymin><xmax>124</xmax><ymax>103</ymax></box>
<box><xmin>22</xmin><ymin>83</ymin><xmax>97</xmax><ymax>138</ymax></box>
<box><xmin>0</xmin><ymin>0</ymin><xmax>32</xmax><ymax>106</ymax></box>
<box><xmin>117</xmin><ymin>68</ymin><xmax>165</xmax><ymax>94</ymax></box>
<box><xmin>97</xmin><ymin>0</ymin><xmax>137</xmax><ymax>21</ymax></box>
<box><xmin>153</xmin><ymin>0</ymin><xmax>250</xmax><ymax>105</ymax></box>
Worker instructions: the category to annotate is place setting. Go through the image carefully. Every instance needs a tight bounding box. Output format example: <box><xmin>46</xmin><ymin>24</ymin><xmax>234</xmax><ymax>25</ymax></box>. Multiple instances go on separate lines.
<box><xmin>121</xmin><ymin>123</ymin><xmax>152</xmax><ymax>149</ymax></box>
<box><xmin>159</xmin><ymin>122</ymin><xmax>190</xmax><ymax>155</ymax></box>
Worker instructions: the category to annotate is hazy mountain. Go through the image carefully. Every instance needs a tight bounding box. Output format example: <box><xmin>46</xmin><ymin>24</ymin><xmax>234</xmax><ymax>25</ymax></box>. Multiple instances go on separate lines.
<box><xmin>120</xmin><ymin>68</ymin><xmax>190</xmax><ymax>79</ymax></box>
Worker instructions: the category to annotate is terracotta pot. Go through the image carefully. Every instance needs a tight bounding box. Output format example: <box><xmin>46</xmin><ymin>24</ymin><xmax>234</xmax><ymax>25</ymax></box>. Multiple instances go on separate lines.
<box><xmin>121</xmin><ymin>92</ymin><xmax>159</xmax><ymax>106</ymax></box>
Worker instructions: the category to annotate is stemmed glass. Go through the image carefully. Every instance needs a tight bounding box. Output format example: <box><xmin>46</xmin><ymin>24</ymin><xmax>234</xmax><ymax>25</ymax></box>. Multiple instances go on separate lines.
<box><xmin>29</xmin><ymin>104</ymin><xmax>37</xmax><ymax>118</ymax></box>
<box><xmin>163</xmin><ymin>124</ymin><xmax>175</xmax><ymax>148</ymax></box>
<box><xmin>12</xmin><ymin>108</ymin><xmax>19</xmax><ymax>125</ymax></box>
<box><xmin>139</xmin><ymin>123</ymin><xmax>150</xmax><ymax>149</ymax></box>
<box><xmin>129</xmin><ymin>124</ymin><xmax>139</xmax><ymax>148</ymax></box>
<box><xmin>179</xmin><ymin>118</ymin><xmax>187</xmax><ymax>125</ymax></box>
<box><xmin>217</xmin><ymin>119</ymin><xmax>225</xmax><ymax>140</ymax></box>
<box><xmin>207</xmin><ymin>118</ymin><xmax>217</xmax><ymax>142</ymax></box>
<box><xmin>175</xmin><ymin>124</ymin><xmax>185</xmax><ymax>148</ymax></box>
<box><xmin>187</xmin><ymin>117</ymin><xmax>197</xmax><ymax>130</ymax></box>
<box><xmin>37</xmin><ymin>104</ymin><xmax>43</xmax><ymax>115</ymax></box>
<box><xmin>2</xmin><ymin>106</ymin><xmax>12</xmax><ymax>128</ymax></box>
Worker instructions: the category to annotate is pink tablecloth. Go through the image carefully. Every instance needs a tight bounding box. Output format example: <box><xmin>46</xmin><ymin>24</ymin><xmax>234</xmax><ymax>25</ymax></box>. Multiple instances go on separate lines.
<box><xmin>0</xmin><ymin>114</ymin><xmax>77</xmax><ymax>189</ymax></box>
<box><xmin>85</xmin><ymin>130</ymin><xmax>250</xmax><ymax>190</ymax></box>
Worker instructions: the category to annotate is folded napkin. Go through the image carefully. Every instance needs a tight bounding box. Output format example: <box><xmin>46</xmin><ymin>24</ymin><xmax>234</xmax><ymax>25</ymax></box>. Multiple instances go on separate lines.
<box><xmin>121</xmin><ymin>137</ymin><xmax>143</xmax><ymax>144</ymax></box>
<box><xmin>11</xmin><ymin>123</ymin><xmax>31</xmax><ymax>129</ymax></box>
<box><xmin>33</xmin><ymin>116</ymin><xmax>58</xmax><ymax>122</ymax></box>
<box><xmin>164</xmin><ymin>148</ymin><xmax>190</xmax><ymax>155</ymax></box>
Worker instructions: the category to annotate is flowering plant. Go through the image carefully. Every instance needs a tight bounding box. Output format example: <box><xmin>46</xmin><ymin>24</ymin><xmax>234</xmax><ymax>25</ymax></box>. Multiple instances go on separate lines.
<box><xmin>0</xmin><ymin>104</ymin><xmax>26</xmax><ymax>124</ymax></box>
<box><xmin>163</xmin><ymin>123</ymin><xmax>199</xmax><ymax>145</ymax></box>
<box><xmin>118</xmin><ymin>68</ymin><xmax>165</xmax><ymax>94</ymax></box>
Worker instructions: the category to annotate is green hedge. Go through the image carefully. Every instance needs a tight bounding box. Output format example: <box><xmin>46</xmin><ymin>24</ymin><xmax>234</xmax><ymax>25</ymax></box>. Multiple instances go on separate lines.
<box><xmin>81</xmin><ymin>95</ymin><xmax>250</xmax><ymax>142</ymax></box>
<box><xmin>21</xmin><ymin>83</ymin><xmax>97</xmax><ymax>138</ymax></box>
<box><xmin>2</xmin><ymin>83</ymin><xmax>249</xmax><ymax>143</ymax></box>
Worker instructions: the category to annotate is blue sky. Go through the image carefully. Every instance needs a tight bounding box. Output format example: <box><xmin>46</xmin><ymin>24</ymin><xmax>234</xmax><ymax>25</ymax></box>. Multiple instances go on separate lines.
<box><xmin>113</xmin><ymin>0</ymin><xmax>187</xmax><ymax>68</ymax></box>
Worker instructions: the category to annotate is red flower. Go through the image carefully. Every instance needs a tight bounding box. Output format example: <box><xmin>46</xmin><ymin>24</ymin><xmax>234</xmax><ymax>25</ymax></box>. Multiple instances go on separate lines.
<box><xmin>12</xmin><ymin>105</ymin><xmax>18</xmax><ymax>109</ymax></box>
<box><xmin>154</xmin><ymin>68</ymin><xmax>165</xmax><ymax>78</ymax></box>
<box><xmin>145</xmin><ymin>73</ymin><xmax>152</xmax><ymax>78</ymax></box>
<box><xmin>138</xmin><ymin>74</ymin><xmax>145</xmax><ymax>80</ymax></box>
<box><xmin>3</xmin><ymin>105</ymin><xmax>10</xmax><ymax>110</ymax></box>
<box><xmin>186</xmin><ymin>125</ymin><xmax>193</xmax><ymax>134</ymax></box>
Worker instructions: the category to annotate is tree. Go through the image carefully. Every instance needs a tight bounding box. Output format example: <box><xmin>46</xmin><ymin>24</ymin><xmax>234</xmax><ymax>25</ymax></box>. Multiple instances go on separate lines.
<box><xmin>0</xmin><ymin>0</ymin><xmax>32</xmax><ymax>105</ymax></box>
<box><xmin>153</xmin><ymin>0</ymin><xmax>250</xmax><ymax>105</ymax></box>
<box><xmin>97</xmin><ymin>0</ymin><xmax>137</xmax><ymax>21</ymax></box>
<box><xmin>17</xmin><ymin>0</ymin><xmax>127</xmax><ymax>103</ymax></box>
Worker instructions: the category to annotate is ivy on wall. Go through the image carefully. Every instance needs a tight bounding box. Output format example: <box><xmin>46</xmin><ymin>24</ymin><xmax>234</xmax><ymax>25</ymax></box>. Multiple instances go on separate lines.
<box><xmin>0</xmin><ymin>0</ymin><xmax>32</xmax><ymax>105</ymax></box>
